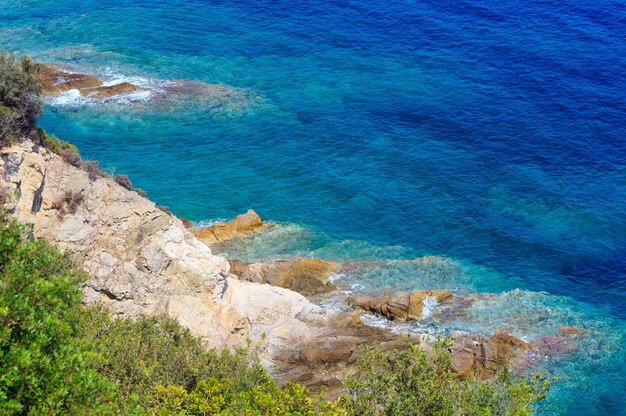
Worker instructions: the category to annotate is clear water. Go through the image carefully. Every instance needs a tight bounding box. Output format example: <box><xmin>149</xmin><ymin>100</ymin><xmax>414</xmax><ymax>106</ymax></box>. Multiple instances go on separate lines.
<box><xmin>1</xmin><ymin>0</ymin><xmax>625</xmax><ymax>413</ymax></box>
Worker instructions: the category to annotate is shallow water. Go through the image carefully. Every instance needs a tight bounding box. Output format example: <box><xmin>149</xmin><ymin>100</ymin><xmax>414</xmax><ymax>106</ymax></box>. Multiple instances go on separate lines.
<box><xmin>1</xmin><ymin>0</ymin><xmax>625</xmax><ymax>413</ymax></box>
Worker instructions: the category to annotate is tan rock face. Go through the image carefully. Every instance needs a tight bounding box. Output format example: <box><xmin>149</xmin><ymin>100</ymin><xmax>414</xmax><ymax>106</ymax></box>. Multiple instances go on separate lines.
<box><xmin>192</xmin><ymin>209</ymin><xmax>265</xmax><ymax>244</ymax></box>
<box><xmin>38</xmin><ymin>64</ymin><xmax>144</xmax><ymax>98</ymax></box>
<box><xmin>348</xmin><ymin>290</ymin><xmax>453</xmax><ymax>321</ymax></box>
<box><xmin>229</xmin><ymin>258</ymin><xmax>337</xmax><ymax>296</ymax></box>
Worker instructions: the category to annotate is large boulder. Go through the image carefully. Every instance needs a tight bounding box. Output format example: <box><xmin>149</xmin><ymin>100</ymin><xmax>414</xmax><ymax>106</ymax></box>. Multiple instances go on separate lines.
<box><xmin>348</xmin><ymin>290</ymin><xmax>454</xmax><ymax>321</ymax></box>
<box><xmin>229</xmin><ymin>257</ymin><xmax>337</xmax><ymax>296</ymax></box>
<box><xmin>192</xmin><ymin>209</ymin><xmax>266</xmax><ymax>244</ymax></box>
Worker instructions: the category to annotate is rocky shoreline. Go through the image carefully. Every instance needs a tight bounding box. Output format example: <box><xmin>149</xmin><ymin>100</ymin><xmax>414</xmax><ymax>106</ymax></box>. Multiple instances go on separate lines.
<box><xmin>0</xmin><ymin>139</ymin><xmax>583</xmax><ymax>396</ymax></box>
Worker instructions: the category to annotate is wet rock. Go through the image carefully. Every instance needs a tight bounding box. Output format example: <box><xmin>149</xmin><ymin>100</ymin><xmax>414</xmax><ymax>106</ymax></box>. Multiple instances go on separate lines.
<box><xmin>38</xmin><ymin>64</ymin><xmax>103</xmax><ymax>95</ymax></box>
<box><xmin>449</xmin><ymin>330</ymin><xmax>531</xmax><ymax>379</ymax></box>
<box><xmin>229</xmin><ymin>257</ymin><xmax>337</xmax><ymax>296</ymax></box>
<box><xmin>192</xmin><ymin>209</ymin><xmax>266</xmax><ymax>244</ymax></box>
<box><xmin>38</xmin><ymin>64</ymin><xmax>144</xmax><ymax>98</ymax></box>
<box><xmin>348</xmin><ymin>290</ymin><xmax>453</xmax><ymax>321</ymax></box>
<box><xmin>88</xmin><ymin>82</ymin><xmax>144</xmax><ymax>98</ymax></box>
<box><xmin>533</xmin><ymin>335</ymin><xmax>579</xmax><ymax>356</ymax></box>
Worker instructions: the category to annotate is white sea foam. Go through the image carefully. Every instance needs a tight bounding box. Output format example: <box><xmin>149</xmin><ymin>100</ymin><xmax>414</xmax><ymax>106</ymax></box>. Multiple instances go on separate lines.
<box><xmin>329</xmin><ymin>272</ymin><xmax>347</xmax><ymax>283</ymax></box>
<box><xmin>192</xmin><ymin>219</ymin><xmax>230</xmax><ymax>230</ymax></box>
<box><xmin>421</xmin><ymin>295</ymin><xmax>439</xmax><ymax>320</ymax></box>
<box><xmin>47</xmin><ymin>89</ymin><xmax>85</xmax><ymax>106</ymax></box>
<box><xmin>350</xmin><ymin>283</ymin><xmax>366</xmax><ymax>292</ymax></box>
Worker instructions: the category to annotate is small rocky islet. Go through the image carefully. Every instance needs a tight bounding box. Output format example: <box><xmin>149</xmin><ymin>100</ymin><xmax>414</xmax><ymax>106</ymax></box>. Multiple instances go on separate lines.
<box><xmin>36</xmin><ymin>63</ymin><xmax>249</xmax><ymax>105</ymax></box>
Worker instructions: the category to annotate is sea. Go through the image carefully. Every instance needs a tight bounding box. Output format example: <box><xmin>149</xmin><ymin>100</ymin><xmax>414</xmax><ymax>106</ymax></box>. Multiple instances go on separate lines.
<box><xmin>1</xmin><ymin>0</ymin><xmax>624</xmax><ymax>414</ymax></box>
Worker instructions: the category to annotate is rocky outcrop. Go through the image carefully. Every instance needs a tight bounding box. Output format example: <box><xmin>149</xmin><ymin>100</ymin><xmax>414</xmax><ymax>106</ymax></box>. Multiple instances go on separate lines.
<box><xmin>0</xmin><ymin>140</ymin><xmax>580</xmax><ymax>395</ymax></box>
<box><xmin>348</xmin><ymin>290</ymin><xmax>454</xmax><ymax>321</ymax></box>
<box><xmin>192</xmin><ymin>209</ymin><xmax>266</xmax><ymax>244</ymax></box>
<box><xmin>38</xmin><ymin>64</ymin><xmax>144</xmax><ymax>98</ymax></box>
<box><xmin>228</xmin><ymin>258</ymin><xmax>337</xmax><ymax>296</ymax></box>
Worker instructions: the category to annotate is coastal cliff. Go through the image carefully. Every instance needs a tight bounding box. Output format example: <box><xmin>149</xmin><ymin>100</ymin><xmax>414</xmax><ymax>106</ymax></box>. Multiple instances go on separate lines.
<box><xmin>0</xmin><ymin>139</ymin><xmax>409</xmax><ymax>391</ymax></box>
<box><xmin>0</xmin><ymin>138</ymin><xmax>579</xmax><ymax>394</ymax></box>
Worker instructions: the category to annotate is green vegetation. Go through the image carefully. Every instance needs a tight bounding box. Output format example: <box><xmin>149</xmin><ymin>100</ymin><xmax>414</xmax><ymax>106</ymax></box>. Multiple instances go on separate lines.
<box><xmin>0</xmin><ymin>53</ymin><xmax>41</xmax><ymax>145</ymax></box>
<box><xmin>0</xmin><ymin>214</ymin><xmax>118</xmax><ymax>415</ymax></box>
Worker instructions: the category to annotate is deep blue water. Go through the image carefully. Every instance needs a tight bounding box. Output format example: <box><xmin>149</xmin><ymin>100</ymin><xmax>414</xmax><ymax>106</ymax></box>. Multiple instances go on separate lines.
<box><xmin>1</xmin><ymin>0</ymin><xmax>625</xmax><ymax>414</ymax></box>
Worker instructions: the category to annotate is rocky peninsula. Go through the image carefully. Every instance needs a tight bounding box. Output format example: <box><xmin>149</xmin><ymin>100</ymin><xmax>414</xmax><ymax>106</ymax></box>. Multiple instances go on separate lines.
<box><xmin>0</xmin><ymin>137</ymin><xmax>582</xmax><ymax>396</ymax></box>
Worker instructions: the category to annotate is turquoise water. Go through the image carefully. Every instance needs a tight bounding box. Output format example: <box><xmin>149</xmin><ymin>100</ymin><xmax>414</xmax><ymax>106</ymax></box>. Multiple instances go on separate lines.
<box><xmin>1</xmin><ymin>0</ymin><xmax>625</xmax><ymax>413</ymax></box>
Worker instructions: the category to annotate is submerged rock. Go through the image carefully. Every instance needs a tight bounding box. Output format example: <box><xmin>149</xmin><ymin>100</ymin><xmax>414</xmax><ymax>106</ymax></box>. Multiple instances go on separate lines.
<box><xmin>228</xmin><ymin>257</ymin><xmax>337</xmax><ymax>296</ymax></box>
<box><xmin>558</xmin><ymin>325</ymin><xmax>588</xmax><ymax>338</ymax></box>
<box><xmin>192</xmin><ymin>209</ymin><xmax>266</xmax><ymax>244</ymax></box>
<box><xmin>348</xmin><ymin>290</ymin><xmax>454</xmax><ymax>321</ymax></box>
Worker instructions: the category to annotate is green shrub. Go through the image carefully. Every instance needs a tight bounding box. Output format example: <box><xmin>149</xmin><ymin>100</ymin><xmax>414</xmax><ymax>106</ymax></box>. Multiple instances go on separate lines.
<box><xmin>340</xmin><ymin>337</ymin><xmax>550</xmax><ymax>416</ymax></box>
<box><xmin>0</xmin><ymin>213</ymin><xmax>119</xmax><ymax>415</ymax></box>
<box><xmin>36</xmin><ymin>127</ymin><xmax>81</xmax><ymax>165</ymax></box>
<box><xmin>0</xmin><ymin>53</ymin><xmax>41</xmax><ymax>145</ymax></box>
<box><xmin>147</xmin><ymin>379</ymin><xmax>327</xmax><ymax>416</ymax></box>
<box><xmin>77</xmin><ymin>308</ymin><xmax>273</xmax><ymax>404</ymax></box>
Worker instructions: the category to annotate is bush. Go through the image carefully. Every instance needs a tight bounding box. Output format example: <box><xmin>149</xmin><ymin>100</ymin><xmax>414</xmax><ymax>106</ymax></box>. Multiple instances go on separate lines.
<box><xmin>52</xmin><ymin>190</ymin><xmax>84</xmax><ymax>216</ymax></box>
<box><xmin>146</xmin><ymin>379</ymin><xmax>338</xmax><ymax>416</ymax></box>
<box><xmin>340</xmin><ymin>338</ymin><xmax>550</xmax><ymax>416</ymax></box>
<box><xmin>0</xmin><ymin>213</ymin><xmax>119</xmax><ymax>415</ymax></box>
<box><xmin>0</xmin><ymin>53</ymin><xmax>41</xmax><ymax>145</ymax></box>
<box><xmin>157</xmin><ymin>205</ymin><xmax>172</xmax><ymax>215</ymax></box>
<box><xmin>114</xmin><ymin>174</ymin><xmax>133</xmax><ymax>190</ymax></box>
<box><xmin>77</xmin><ymin>308</ymin><xmax>272</xmax><ymax>404</ymax></box>
<box><xmin>83</xmin><ymin>159</ymin><xmax>108</xmax><ymax>180</ymax></box>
